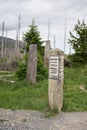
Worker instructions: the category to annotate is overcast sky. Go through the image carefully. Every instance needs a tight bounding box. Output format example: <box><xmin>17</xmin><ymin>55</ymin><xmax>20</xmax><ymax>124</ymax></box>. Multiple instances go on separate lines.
<box><xmin>0</xmin><ymin>0</ymin><xmax>87</xmax><ymax>54</ymax></box>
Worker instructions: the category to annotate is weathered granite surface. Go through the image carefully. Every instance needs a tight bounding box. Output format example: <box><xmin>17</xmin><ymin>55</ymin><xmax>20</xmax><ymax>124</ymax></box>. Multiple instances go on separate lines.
<box><xmin>26</xmin><ymin>44</ymin><xmax>37</xmax><ymax>83</ymax></box>
<box><xmin>48</xmin><ymin>49</ymin><xmax>64</xmax><ymax>113</ymax></box>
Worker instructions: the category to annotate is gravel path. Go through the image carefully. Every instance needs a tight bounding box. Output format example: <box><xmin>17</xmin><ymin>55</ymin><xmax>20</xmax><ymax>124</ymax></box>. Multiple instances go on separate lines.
<box><xmin>0</xmin><ymin>109</ymin><xmax>87</xmax><ymax>130</ymax></box>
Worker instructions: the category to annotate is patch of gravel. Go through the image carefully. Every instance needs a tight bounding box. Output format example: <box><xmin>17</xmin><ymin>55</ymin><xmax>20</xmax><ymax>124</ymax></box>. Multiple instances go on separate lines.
<box><xmin>0</xmin><ymin>108</ymin><xmax>87</xmax><ymax>130</ymax></box>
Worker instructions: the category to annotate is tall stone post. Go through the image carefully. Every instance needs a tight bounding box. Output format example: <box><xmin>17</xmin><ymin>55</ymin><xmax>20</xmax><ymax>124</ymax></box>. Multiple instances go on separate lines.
<box><xmin>48</xmin><ymin>49</ymin><xmax>64</xmax><ymax>113</ymax></box>
<box><xmin>44</xmin><ymin>40</ymin><xmax>51</xmax><ymax>67</ymax></box>
<box><xmin>26</xmin><ymin>44</ymin><xmax>37</xmax><ymax>83</ymax></box>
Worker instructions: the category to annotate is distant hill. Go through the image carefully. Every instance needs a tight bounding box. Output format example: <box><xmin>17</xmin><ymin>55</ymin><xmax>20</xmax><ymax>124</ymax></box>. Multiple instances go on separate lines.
<box><xmin>0</xmin><ymin>36</ymin><xmax>24</xmax><ymax>49</ymax></box>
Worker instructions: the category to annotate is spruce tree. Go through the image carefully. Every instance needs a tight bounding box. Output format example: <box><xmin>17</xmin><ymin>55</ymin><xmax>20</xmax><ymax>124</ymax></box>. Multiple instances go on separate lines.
<box><xmin>23</xmin><ymin>19</ymin><xmax>43</xmax><ymax>52</ymax></box>
<box><xmin>21</xmin><ymin>19</ymin><xmax>47</xmax><ymax>80</ymax></box>
<box><xmin>68</xmin><ymin>20</ymin><xmax>87</xmax><ymax>63</ymax></box>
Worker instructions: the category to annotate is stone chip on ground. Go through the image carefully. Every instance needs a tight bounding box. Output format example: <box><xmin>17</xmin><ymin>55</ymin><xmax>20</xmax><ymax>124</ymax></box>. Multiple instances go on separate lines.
<box><xmin>0</xmin><ymin>109</ymin><xmax>87</xmax><ymax>130</ymax></box>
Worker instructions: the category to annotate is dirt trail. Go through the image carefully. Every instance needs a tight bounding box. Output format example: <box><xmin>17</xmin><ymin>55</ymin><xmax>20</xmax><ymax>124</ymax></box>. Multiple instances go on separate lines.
<box><xmin>0</xmin><ymin>109</ymin><xmax>87</xmax><ymax>130</ymax></box>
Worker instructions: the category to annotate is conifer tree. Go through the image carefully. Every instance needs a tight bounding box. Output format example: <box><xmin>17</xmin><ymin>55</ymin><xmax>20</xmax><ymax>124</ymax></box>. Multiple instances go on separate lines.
<box><xmin>17</xmin><ymin>19</ymin><xmax>48</xmax><ymax>80</ymax></box>
<box><xmin>23</xmin><ymin>19</ymin><xmax>43</xmax><ymax>52</ymax></box>
<box><xmin>68</xmin><ymin>20</ymin><xmax>87</xmax><ymax>63</ymax></box>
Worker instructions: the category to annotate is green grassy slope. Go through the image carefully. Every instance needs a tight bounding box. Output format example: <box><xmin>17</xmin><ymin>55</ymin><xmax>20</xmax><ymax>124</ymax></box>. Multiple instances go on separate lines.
<box><xmin>0</xmin><ymin>65</ymin><xmax>87</xmax><ymax>112</ymax></box>
<box><xmin>63</xmin><ymin>65</ymin><xmax>87</xmax><ymax>111</ymax></box>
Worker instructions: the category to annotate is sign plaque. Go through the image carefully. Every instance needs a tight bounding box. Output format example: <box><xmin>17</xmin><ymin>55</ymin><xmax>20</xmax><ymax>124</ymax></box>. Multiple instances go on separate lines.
<box><xmin>49</xmin><ymin>56</ymin><xmax>59</xmax><ymax>79</ymax></box>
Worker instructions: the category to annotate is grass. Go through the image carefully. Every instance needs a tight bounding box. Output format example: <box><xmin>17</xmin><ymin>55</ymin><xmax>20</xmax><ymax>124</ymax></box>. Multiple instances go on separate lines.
<box><xmin>21</xmin><ymin>118</ymin><xmax>27</xmax><ymax>123</ymax></box>
<box><xmin>63</xmin><ymin>64</ymin><xmax>87</xmax><ymax>112</ymax></box>
<box><xmin>0</xmin><ymin>64</ymin><xmax>87</xmax><ymax>112</ymax></box>
<box><xmin>44</xmin><ymin>107</ymin><xmax>59</xmax><ymax>118</ymax></box>
<box><xmin>0</xmin><ymin>79</ymin><xmax>48</xmax><ymax>111</ymax></box>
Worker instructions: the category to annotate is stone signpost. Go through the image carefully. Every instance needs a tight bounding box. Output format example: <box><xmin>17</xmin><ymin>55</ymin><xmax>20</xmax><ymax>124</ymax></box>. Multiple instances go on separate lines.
<box><xmin>48</xmin><ymin>49</ymin><xmax>64</xmax><ymax>113</ymax></box>
<box><xmin>26</xmin><ymin>44</ymin><xmax>37</xmax><ymax>83</ymax></box>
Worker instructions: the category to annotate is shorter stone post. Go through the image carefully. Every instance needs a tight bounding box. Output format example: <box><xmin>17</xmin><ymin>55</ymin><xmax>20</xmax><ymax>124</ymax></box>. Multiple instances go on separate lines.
<box><xmin>48</xmin><ymin>49</ymin><xmax>64</xmax><ymax>113</ymax></box>
<box><xmin>44</xmin><ymin>40</ymin><xmax>51</xmax><ymax>67</ymax></box>
<box><xmin>26</xmin><ymin>44</ymin><xmax>37</xmax><ymax>83</ymax></box>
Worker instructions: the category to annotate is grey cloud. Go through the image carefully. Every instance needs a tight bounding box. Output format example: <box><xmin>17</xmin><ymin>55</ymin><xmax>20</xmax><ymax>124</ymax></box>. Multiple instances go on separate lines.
<box><xmin>0</xmin><ymin>0</ymin><xmax>87</xmax><ymax>53</ymax></box>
